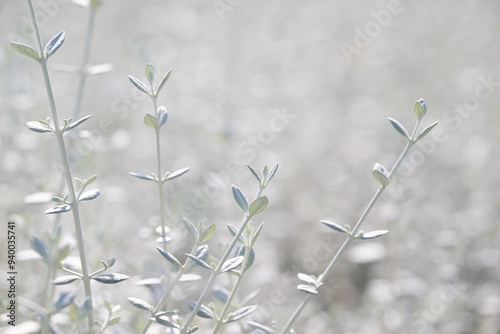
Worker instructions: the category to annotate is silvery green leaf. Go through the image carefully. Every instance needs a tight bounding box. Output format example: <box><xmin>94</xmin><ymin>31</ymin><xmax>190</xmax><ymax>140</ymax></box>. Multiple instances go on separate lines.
<box><xmin>186</xmin><ymin>254</ymin><xmax>211</xmax><ymax>270</ymax></box>
<box><xmin>86</xmin><ymin>63</ymin><xmax>113</xmax><ymax>76</ymax></box>
<box><xmin>241</xmin><ymin>289</ymin><xmax>260</xmax><ymax>306</ymax></box>
<box><xmin>297</xmin><ymin>273</ymin><xmax>317</xmax><ymax>286</ymax></box>
<box><xmin>321</xmin><ymin>220</ymin><xmax>348</xmax><ymax>234</ymax></box>
<box><xmin>157</xmin><ymin>70</ymin><xmax>172</xmax><ymax>95</ymax></box>
<box><xmin>247</xmin><ymin>321</ymin><xmax>274</xmax><ymax>333</ymax></box>
<box><xmin>297</xmin><ymin>284</ymin><xmax>318</xmax><ymax>295</ymax></box>
<box><xmin>127</xmin><ymin>297</ymin><xmax>153</xmax><ymax>312</ymax></box>
<box><xmin>52</xmin><ymin>275</ymin><xmax>81</xmax><ymax>285</ymax></box>
<box><xmin>86</xmin><ymin>175</ymin><xmax>97</xmax><ymax>185</ymax></box>
<box><xmin>79</xmin><ymin>189</ymin><xmax>100</xmax><ymax>201</ymax></box>
<box><xmin>358</xmin><ymin>230</ymin><xmax>389</xmax><ymax>240</ymax></box>
<box><xmin>144</xmin><ymin>113</ymin><xmax>160</xmax><ymax>130</ymax></box>
<box><xmin>264</xmin><ymin>163</ymin><xmax>279</xmax><ymax>186</ymax></box>
<box><xmin>262</xmin><ymin>165</ymin><xmax>269</xmax><ymax>178</ymax></box>
<box><xmin>10</xmin><ymin>42</ymin><xmax>40</xmax><ymax>61</ymax></box>
<box><xmin>227</xmin><ymin>224</ymin><xmax>246</xmax><ymax>244</ymax></box>
<box><xmin>64</xmin><ymin>114</ymin><xmax>93</xmax><ymax>132</ymax></box>
<box><xmin>154</xmin><ymin>316</ymin><xmax>179</xmax><ymax>328</ymax></box>
<box><xmin>145</xmin><ymin>63</ymin><xmax>155</xmax><ymax>84</ymax></box>
<box><xmin>249</xmin><ymin>196</ymin><xmax>268</xmax><ymax>217</ymax></box>
<box><xmin>156</xmin><ymin>247</ymin><xmax>181</xmax><ymax>267</ymax></box>
<box><xmin>165</xmin><ymin>167</ymin><xmax>190</xmax><ymax>181</ymax></box>
<box><xmin>388</xmin><ymin>118</ymin><xmax>409</xmax><ymax>139</ymax></box>
<box><xmin>251</xmin><ymin>222</ymin><xmax>265</xmax><ymax>247</ymax></box>
<box><xmin>194</xmin><ymin>245</ymin><xmax>209</xmax><ymax>260</ymax></box>
<box><xmin>372</xmin><ymin>163</ymin><xmax>390</xmax><ymax>187</ymax></box>
<box><xmin>128</xmin><ymin>75</ymin><xmax>151</xmax><ymax>95</ymax></box>
<box><xmin>157</xmin><ymin>106</ymin><xmax>168</xmax><ymax>127</ymax></box>
<box><xmin>44</xmin><ymin>31</ymin><xmax>65</xmax><ymax>58</ymax></box>
<box><xmin>55</xmin><ymin>291</ymin><xmax>76</xmax><ymax>311</ymax></box>
<box><xmin>156</xmin><ymin>236</ymin><xmax>171</xmax><ymax>243</ymax></box>
<box><xmin>232</xmin><ymin>185</ymin><xmax>249</xmax><ymax>213</ymax></box>
<box><xmin>155</xmin><ymin>311</ymin><xmax>176</xmax><ymax>318</ymax></box>
<box><xmin>226</xmin><ymin>305</ymin><xmax>257</xmax><ymax>322</ymax></box>
<box><xmin>199</xmin><ymin>223</ymin><xmax>216</xmax><ymax>244</ymax></box>
<box><xmin>247</xmin><ymin>165</ymin><xmax>261</xmax><ymax>183</ymax></box>
<box><xmin>130</xmin><ymin>172</ymin><xmax>155</xmax><ymax>181</ymax></box>
<box><xmin>92</xmin><ymin>273</ymin><xmax>129</xmax><ymax>284</ymax></box>
<box><xmin>416</xmin><ymin>121</ymin><xmax>438</xmax><ymax>142</ymax></box>
<box><xmin>107</xmin><ymin>317</ymin><xmax>121</xmax><ymax>326</ymax></box>
<box><xmin>413</xmin><ymin>98</ymin><xmax>427</xmax><ymax>119</ymax></box>
<box><xmin>213</xmin><ymin>285</ymin><xmax>230</xmax><ymax>303</ymax></box>
<box><xmin>45</xmin><ymin>204</ymin><xmax>72</xmax><ymax>214</ymax></box>
<box><xmin>183</xmin><ymin>217</ymin><xmax>199</xmax><ymax>242</ymax></box>
<box><xmin>32</xmin><ymin>237</ymin><xmax>51</xmax><ymax>263</ymax></box>
<box><xmin>27</xmin><ymin>121</ymin><xmax>54</xmax><ymax>133</ymax></box>
<box><xmin>186</xmin><ymin>301</ymin><xmax>214</xmax><ymax>319</ymax></box>
<box><xmin>107</xmin><ymin>258</ymin><xmax>116</xmax><ymax>267</ymax></box>
<box><xmin>221</xmin><ymin>256</ymin><xmax>244</xmax><ymax>272</ymax></box>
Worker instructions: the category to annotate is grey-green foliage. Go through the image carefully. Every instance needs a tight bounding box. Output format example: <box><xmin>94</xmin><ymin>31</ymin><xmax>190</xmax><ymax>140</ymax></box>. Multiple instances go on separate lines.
<box><xmin>11</xmin><ymin>1</ymin><xmax>125</xmax><ymax>332</ymax></box>
<box><xmin>267</xmin><ymin>99</ymin><xmax>438</xmax><ymax>334</ymax></box>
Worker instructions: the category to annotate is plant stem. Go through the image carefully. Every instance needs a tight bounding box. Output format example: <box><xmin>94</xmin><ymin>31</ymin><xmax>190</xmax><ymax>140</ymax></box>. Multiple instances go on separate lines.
<box><xmin>179</xmin><ymin>214</ymin><xmax>251</xmax><ymax>334</ymax></box>
<box><xmin>73</xmin><ymin>6</ymin><xmax>96</xmax><ymax>119</ymax></box>
<box><xmin>279</xmin><ymin>120</ymin><xmax>422</xmax><ymax>334</ymax></box>
<box><xmin>26</xmin><ymin>0</ymin><xmax>94</xmax><ymax>330</ymax></box>
<box><xmin>140</xmin><ymin>244</ymin><xmax>197</xmax><ymax>334</ymax></box>
<box><xmin>211</xmin><ymin>243</ymin><xmax>251</xmax><ymax>334</ymax></box>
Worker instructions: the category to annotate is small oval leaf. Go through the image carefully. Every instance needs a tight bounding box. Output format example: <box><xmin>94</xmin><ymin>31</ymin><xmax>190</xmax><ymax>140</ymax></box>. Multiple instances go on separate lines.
<box><xmin>27</xmin><ymin>121</ymin><xmax>54</xmax><ymax>133</ymax></box>
<box><xmin>165</xmin><ymin>167</ymin><xmax>190</xmax><ymax>181</ymax></box>
<box><xmin>221</xmin><ymin>256</ymin><xmax>244</xmax><ymax>273</ymax></box>
<box><xmin>127</xmin><ymin>297</ymin><xmax>153</xmax><ymax>312</ymax></box>
<box><xmin>321</xmin><ymin>220</ymin><xmax>348</xmax><ymax>234</ymax></box>
<box><xmin>128</xmin><ymin>75</ymin><xmax>151</xmax><ymax>95</ymax></box>
<box><xmin>388</xmin><ymin>118</ymin><xmax>409</xmax><ymax>139</ymax></box>
<box><xmin>226</xmin><ymin>305</ymin><xmax>257</xmax><ymax>323</ymax></box>
<box><xmin>297</xmin><ymin>284</ymin><xmax>318</xmax><ymax>295</ymax></box>
<box><xmin>358</xmin><ymin>230</ymin><xmax>389</xmax><ymax>240</ymax></box>
<box><xmin>413</xmin><ymin>98</ymin><xmax>427</xmax><ymax>119</ymax></box>
<box><xmin>11</xmin><ymin>42</ymin><xmax>40</xmax><ymax>61</ymax></box>
<box><xmin>64</xmin><ymin>114</ymin><xmax>93</xmax><ymax>132</ymax></box>
<box><xmin>144</xmin><ymin>113</ymin><xmax>160</xmax><ymax>130</ymax></box>
<box><xmin>78</xmin><ymin>189</ymin><xmax>100</xmax><ymax>202</ymax></box>
<box><xmin>157</xmin><ymin>70</ymin><xmax>172</xmax><ymax>95</ymax></box>
<box><xmin>372</xmin><ymin>163</ymin><xmax>390</xmax><ymax>187</ymax></box>
<box><xmin>248</xmin><ymin>196</ymin><xmax>268</xmax><ymax>217</ymax></box>
<box><xmin>232</xmin><ymin>186</ymin><xmax>249</xmax><ymax>213</ymax></box>
<box><xmin>416</xmin><ymin>121</ymin><xmax>438</xmax><ymax>142</ymax></box>
<box><xmin>52</xmin><ymin>275</ymin><xmax>81</xmax><ymax>285</ymax></box>
<box><xmin>130</xmin><ymin>172</ymin><xmax>155</xmax><ymax>181</ymax></box>
<box><xmin>44</xmin><ymin>31</ymin><xmax>65</xmax><ymax>58</ymax></box>
<box><xmin>186</xmin><ymin>301</ymin><xmax>214</xmax><ymax>319</ymax></box>
<box><xmin>156</xmin><ymin>247</ymin><xmax>182</xmax><ymax>267</ymax></box>
<box><xmin>92</xmin><ymin>273</ymin><xmax>129</xmax><ymax>284</ymax></box>
<box><xmin>183</xmin><ymin>217</ymin><xmax>199</xmax><ymax>242</ymax></box>
<box><xmin>45</xmin><ymin>204</ymin><xmax>72</xmax><ymax>214</ymax></box>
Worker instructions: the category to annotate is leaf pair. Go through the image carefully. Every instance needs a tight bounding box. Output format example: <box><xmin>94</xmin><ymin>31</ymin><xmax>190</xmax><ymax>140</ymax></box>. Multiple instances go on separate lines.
<box><xmin>11</xmin><ymin>31</ymin><xmax>65</xmax><ymax>62</ymax></box>
<box><xmin>321</xmin><ymin>220</ymin><xmax>388</xmax><ymax>240</ymax></box>
<box><xmin>128</xmin><ymin>64</ymin><xmax>171</xmax><ymax>98</ymax></box>
<box><xmin>232</xmin><ymin>186</ymin><xmax>269</xmax><ymax>218</ymax></box>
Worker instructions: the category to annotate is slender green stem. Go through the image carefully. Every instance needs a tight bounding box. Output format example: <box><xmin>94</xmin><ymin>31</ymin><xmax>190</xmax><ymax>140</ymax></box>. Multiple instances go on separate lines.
<box><xmin>26</xmin><ymin>0</ymin><xmax>94</xmax><ymax>330</ymax></box>
<box><xmin>73</xmin><ymin>7</ymin><xmax>96</xmax><ymax>119</ymax></box>
<box><xmin>279</xmin><ymin>120</ymin><xmax>423</xmax><ymax>333</ymax></box>
<box><xmin>211</xmin><ymin>243</ymin><xmax>251</xmax><ymax>334</ymax></box>
<box><xmin>180</xmin><ymin>214</ymin><xmax>251</xmax><ymax>334</ymax></box>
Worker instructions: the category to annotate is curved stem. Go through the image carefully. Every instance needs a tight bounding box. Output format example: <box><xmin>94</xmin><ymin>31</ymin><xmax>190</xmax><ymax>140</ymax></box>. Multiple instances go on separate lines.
<box><xmin>26</xmin><ymin>0</ymin><xmax>94</xmax><ymax>330</ymax></box>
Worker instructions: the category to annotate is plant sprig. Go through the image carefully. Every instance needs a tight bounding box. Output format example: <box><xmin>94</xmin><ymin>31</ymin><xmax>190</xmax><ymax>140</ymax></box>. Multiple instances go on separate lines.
<box><xmin>276</xmin><ymin>99</ymin><xmax>438</xmax><ymax>333</ymax></box>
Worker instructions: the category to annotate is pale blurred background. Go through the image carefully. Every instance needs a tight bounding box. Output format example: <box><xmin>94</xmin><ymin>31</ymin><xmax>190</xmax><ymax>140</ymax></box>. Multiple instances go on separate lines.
<box><xmin>1</xmin><ymin>0</ymin><xmax>500</xmax><ymax>333</ymax></box>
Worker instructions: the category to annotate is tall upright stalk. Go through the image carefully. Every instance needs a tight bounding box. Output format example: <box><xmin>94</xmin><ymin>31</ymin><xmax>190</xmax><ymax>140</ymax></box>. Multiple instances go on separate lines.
<box><xmin>23</xmin><ymin>0</ymin><xmax>95</xmax><ymax>329</ymax></box>
<box><xmin>279</xmin><ymin>100</ymin><xmax>438</xmax><ymax>333</ymax></box>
